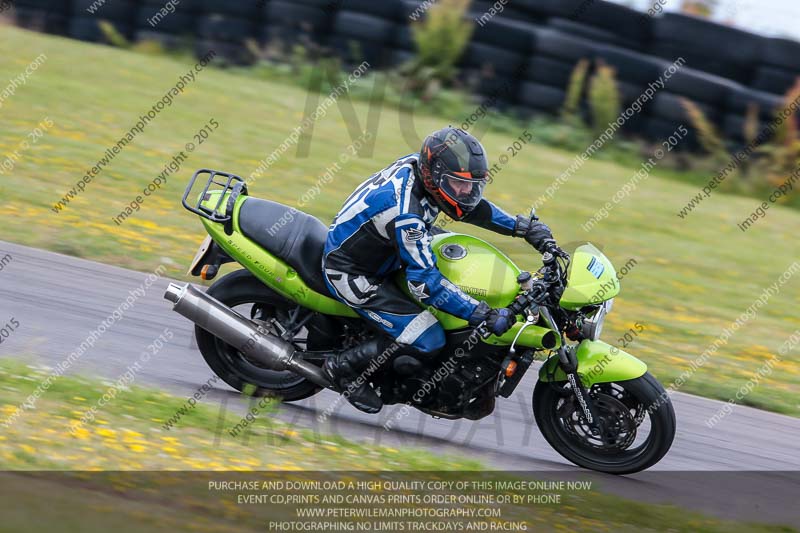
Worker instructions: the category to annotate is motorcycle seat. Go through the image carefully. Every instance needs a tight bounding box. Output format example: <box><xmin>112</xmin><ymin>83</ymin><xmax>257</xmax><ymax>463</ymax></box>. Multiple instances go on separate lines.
<box><xmin>237</xmin><ymin>197</ymin><xmax>330</xmax><ymax>295</ymax></box>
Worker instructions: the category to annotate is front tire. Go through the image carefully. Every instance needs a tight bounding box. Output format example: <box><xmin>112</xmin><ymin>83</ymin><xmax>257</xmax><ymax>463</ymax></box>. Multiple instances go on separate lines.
<box><xmin>533</xmin><ymin>372</ymin><xmax>676</xmax><ymax>474</ymax></box>
<box><xmin>195</xmin><ymin>269</ymin><xmax>323</xmax><ymax>401</ymax></box>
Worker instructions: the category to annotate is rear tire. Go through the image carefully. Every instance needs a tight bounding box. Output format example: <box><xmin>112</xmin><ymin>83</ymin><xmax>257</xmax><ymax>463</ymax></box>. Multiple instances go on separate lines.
<box><xmin>195</xmin><ymin>269</ymin><xmax>323</xmax><ymax>401</ymax></box>
<box><xmin>533</xmin><ymin>372</ymin><xmax>675</xmax><ymax>474</ymax></box>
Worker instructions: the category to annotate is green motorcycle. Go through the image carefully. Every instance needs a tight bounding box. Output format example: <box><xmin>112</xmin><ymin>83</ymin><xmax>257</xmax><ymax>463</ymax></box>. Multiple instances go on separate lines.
<box><xmin>164</xmin><ymin>169</ymin><xmax>675</xmax><ymax>474</ymax></box>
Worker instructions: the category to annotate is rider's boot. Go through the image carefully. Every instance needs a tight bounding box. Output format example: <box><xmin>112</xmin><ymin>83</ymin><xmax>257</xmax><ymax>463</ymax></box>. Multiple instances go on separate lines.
<box><xmin>322</xmin><ymin>337</ymin><xmax>390</xmax><ymax>414</ymax></box>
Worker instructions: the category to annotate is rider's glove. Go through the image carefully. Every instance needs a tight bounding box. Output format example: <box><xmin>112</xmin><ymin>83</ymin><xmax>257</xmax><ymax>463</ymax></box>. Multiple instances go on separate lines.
<box><xmin>514</xmin><ymin>214</ymin><xmax>554</xmax><ymax>254</ymax></box>
<box><xmin>468</xmin><ymin>302</ymin><xmax>516</xmax><ymax>336</ymax></box>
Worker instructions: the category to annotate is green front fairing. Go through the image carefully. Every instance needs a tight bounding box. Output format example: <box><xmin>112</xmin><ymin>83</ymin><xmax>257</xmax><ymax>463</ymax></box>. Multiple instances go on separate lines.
<box><xmin>538</xmin><ymin>340</ymin><xmax>647</xmax><ymax>387</ymax></box>
<box><xmin>199</xmin><ymin>191</ymin><xmax>357</xmax><ymax>317</ymax></box>
<box><xmin>559</xmin><ymin>243</ymin><xmax>620</xmax><ymax>310</ymax></box>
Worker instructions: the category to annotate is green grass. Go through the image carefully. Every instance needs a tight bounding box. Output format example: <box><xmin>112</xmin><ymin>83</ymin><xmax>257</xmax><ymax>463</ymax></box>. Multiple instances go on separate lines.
<box><xmin>0</xmin><ymin>359</ymin><xmax>480</xmax><ymax>471</ymax></box>
<box><xmin>0</xmin><ymin>27</ymin><xmax>798</xmax><ymax>416</ymax></box>
<box><xmin>0</xmin><ymin>359</ymin><xmax>790</xmax><ymax>533</ymax></box>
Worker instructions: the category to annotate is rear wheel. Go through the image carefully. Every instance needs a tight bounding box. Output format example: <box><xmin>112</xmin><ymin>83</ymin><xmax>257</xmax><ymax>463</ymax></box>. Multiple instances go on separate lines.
<box><xmin>533</xmin><ymin>372</ymin><xmax>675</xmax><ymax>474</ymax></box>
<box><xmin>195</xmin><ymin>269</ymin><xmax>323</xmax><ymax>401</ymax></box>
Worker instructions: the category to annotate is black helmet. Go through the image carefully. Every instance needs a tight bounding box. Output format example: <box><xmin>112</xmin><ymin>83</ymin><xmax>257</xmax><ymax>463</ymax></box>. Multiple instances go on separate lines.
<box><xmin>418</xmin><ymin>126</ymin><xmax>489</xmax><ymax>221</ymax></box>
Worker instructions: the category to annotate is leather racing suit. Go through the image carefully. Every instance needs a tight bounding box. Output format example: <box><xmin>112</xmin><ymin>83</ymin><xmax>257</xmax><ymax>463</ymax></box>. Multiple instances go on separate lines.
<box><xmin>322</xmin><ymin>153</ymin><xmax>517</xmax><ymax>356</ymax></box>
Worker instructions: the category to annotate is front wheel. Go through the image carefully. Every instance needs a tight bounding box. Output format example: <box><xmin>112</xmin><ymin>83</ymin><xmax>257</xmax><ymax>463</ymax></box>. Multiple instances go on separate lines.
<box><xmin>533</xmin><ymin>372</ymin><xmax>675</xmax><ymax>474</ymax></box>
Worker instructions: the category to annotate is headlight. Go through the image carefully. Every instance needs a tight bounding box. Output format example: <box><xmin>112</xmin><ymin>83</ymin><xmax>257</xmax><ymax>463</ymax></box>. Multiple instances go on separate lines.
<box><xmin>580</xmin><ymin>299</ymin><xmax>613</xmax><ymax>341</ymax></box>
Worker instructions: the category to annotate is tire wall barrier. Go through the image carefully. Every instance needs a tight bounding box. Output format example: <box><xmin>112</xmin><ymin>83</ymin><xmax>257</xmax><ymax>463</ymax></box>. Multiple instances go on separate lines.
<box><xmin>8</xmin><ymin>0</ymin><xmax>800</xmax><ymax>148</ymax></box>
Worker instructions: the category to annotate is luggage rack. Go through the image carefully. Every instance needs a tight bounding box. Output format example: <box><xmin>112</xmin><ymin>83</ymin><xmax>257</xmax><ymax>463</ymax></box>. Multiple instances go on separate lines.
<box><xmin>182</xmin><ymin>169</ymin><xmax>248</xmax><ymax>224</ymax></box>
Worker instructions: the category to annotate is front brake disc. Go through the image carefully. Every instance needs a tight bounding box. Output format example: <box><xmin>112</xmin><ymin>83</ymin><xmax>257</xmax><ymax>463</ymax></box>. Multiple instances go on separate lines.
<box><xmin>560</xmin><ymin>392</ymin><xmax>637</xmax><ymax>452</ymax></box>
<box><xmin>592</xmin><ymin>393</ymin><xmax>638</xmax><ymax>450</ymax></box>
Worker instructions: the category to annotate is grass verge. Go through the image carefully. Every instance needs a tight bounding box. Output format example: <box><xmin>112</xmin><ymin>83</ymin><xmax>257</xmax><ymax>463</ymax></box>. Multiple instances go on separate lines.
<box><xmin>0</xmin><ymin>359</ymin><xmax>790</xmax><ymax>533</ymax></box>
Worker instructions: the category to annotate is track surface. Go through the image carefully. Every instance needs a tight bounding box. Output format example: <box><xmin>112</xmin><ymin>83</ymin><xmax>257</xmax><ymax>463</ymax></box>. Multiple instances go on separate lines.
<box><xmin>1</xmin><ymin>240</ymin><xmax>798</xmax><ymax>527</ymax></box>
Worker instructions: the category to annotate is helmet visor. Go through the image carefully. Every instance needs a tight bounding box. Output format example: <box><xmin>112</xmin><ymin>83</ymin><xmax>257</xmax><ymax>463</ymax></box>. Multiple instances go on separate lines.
<box><xmin>440</xmin><ymin>173</ymin><xmax>487</xmax><ymax>209</ymax></box>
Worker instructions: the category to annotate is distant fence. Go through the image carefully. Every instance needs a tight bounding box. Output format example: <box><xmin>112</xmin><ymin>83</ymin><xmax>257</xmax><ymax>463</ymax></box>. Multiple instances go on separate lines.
<box><xmin>6</xmin><ymin>0</ymin><xmax>800</xmax><ymax>149</ymax></box>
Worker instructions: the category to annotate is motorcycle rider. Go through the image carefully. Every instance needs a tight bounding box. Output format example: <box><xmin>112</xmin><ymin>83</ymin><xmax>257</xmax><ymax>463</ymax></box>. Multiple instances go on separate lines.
<box><xmin>322</xmin><ymin>126</ymin><xmax>557</xmax><ymax>413</ymax></box>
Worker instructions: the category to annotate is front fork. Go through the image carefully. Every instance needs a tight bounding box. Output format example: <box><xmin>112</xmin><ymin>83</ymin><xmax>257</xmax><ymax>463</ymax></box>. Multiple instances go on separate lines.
<box><xmin>538</xmin><ymin>305</ymin><xmax>602</xmax><ymax>433</ymax></box>
<box><xmin>557</xmin><ymin>344</ymin><xmax>603</xmax><ymax>434</ymax></box>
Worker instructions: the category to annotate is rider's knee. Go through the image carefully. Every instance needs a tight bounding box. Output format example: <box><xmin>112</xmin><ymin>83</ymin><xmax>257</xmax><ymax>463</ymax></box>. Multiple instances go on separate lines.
<box><xmin>408</xmin><ymin>323</ymin><xmax>446</xmax><ymax>355</ymax></box>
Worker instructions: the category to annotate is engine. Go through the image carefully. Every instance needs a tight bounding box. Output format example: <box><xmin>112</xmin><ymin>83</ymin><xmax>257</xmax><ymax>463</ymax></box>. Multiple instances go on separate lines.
<box><xmin>392</xmin><ymin>330</ymin><xmax>507</xmax><ymax>420</ymax></box>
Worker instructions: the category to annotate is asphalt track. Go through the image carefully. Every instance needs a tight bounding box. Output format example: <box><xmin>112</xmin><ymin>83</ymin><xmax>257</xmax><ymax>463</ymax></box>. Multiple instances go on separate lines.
<box><xmin>1</xmin><ymin>240</ymin><xmax>798</xmax><ymax>528</ymax></box>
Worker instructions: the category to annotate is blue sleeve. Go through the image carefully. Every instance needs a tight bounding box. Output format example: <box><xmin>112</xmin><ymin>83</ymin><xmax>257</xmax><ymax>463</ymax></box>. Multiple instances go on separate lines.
<box><xmin>462</xmin><ymin>198</ymin><xmax>516</xmax><ymax>236</ymax></box>
<box><xmin>394</xmin><ymin>214</ymin><xmax>479</xmax><ymax>321</ymax></box>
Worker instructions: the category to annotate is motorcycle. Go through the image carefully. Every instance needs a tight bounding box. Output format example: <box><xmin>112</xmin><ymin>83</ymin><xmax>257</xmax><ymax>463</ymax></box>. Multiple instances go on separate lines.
<box><xmin>164</xmin><ymin>169</ymin><xmax>676</xmax><ymax>474</ymax></box>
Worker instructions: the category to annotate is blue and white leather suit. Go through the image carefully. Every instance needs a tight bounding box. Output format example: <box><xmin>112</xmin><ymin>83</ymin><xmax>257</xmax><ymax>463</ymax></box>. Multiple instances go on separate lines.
<box><xmin>322</xmin><ymin>154</ymin><xmax>517</xmax><ymax>355</ymax></box>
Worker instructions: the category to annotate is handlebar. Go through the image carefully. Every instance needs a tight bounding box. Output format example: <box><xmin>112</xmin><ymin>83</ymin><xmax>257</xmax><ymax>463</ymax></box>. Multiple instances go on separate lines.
<box><xmin>506</xmin><ymin>283</ymin><xmax>546</xmax><ymax>318</ymax></box>
<box><xmin>541</xmin><ymin>239</ymin><xmax>569</xmax><ymax>260</ymax></box>
<box><xmin>478</xmin><ymin>278</ymin><xmax>549</xmax><ymax>339</ymax></box>
<box><xmin>476</xmin><ymin>241</ymin><xmax>570</xmax><ymax>340</ymax></box>
<box><xmin>510</xmin><ymin>244</ymin><xmax>569</xmax><ymax>314</ymax></box>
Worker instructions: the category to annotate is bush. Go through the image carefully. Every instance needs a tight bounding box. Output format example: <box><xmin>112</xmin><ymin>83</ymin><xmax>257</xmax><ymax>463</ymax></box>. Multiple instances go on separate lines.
<box><xmin>401</xmin><ymin>0</ymin><xmax>474</xmax><ymax>97</ymax></box>
<box><xmin>682</xmin><ymin>98</ymin><xmax>726</xmax><ymax>158</ymax></box>
<box><xmin>562</xmin><ymin>59</ymin><xmax>590</xmax><ymax>126</ymax></box>
<box><xmin>754</xmin><ymin>80</ymin><xmax>800</xmax><ymax>192</ymax></box>
<box><xmin>684</xmin><ymin>80</ymin><xmax>800</xmax><ymax>200</ymax></box>
<box><xmin>770</xmin><ymin>80</ymin><xmax>800</xmax><ymax>150</ymax></box>
<box><xmin>99</xmin><ymin>21</ymin><xmax>130</xmax><ymax>48</ymax></box>
<box><xmin>587</xmin><ymin>60</ymin><xmax>621</xmax><ymax>138</ymax></box>
<box><xmin>743</xmin><ymin>103</ymin><xmax>760</xmax><ymax>147</ymax></box>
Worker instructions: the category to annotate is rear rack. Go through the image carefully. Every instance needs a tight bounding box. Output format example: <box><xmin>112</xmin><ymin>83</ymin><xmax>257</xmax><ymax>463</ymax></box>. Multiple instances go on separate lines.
<box><xmin>182</xmin><ymin>169</ymin><xmax>248</xmax><ymax>224</ymax></box>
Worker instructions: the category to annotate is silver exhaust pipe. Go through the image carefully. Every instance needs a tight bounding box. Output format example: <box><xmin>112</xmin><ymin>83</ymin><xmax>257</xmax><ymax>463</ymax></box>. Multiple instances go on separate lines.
<box><xmin>164</xmin><ymin>283</ymin><xmax>332</xmax><ymax>389</ymax></box>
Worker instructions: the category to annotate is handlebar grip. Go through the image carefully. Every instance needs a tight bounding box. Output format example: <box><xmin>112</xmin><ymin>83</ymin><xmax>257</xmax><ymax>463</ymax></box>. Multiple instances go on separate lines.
<box><xmin>508</xmin><ymin>295</ymin><xmax>528</xmax><ymax>315</ymax></box>
<box><xmin>543</xmin><ymin>240</ymin><xmax>569</xmax><ymax>259</ymax></box>
<box><xmin>541</xmin><ymin>239</ymin><xmax>558</xmax><ymax>253</ymax></box>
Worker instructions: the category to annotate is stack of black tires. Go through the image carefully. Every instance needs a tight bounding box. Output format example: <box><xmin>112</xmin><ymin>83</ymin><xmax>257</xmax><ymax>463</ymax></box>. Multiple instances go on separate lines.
<box><xmin>12</xmin><ymin>0</ymin><xmax>70</xmax><ymax>35</ymax></box>
<box><xmin>547</xmin><ymin>0</ymin><xmax>648</xmax><ymax>50</ymax></box>
<box><xmin>134</xmin><ymin>0</ymin><xmax>201</xmax><ymax>51</ymax></box>
<box><xmin>521</xmin><ymin>26</ymin><xmax>597</xmax><ymax>116</ymax></box>
<box><xmin>330</xmin><ymin>0</ymin><xmax>403</xmax><ymax>69</ymax></box>
<box><xmin>195</xmin><ymin>1</ymin><xmax>261</xmax><ymax>64</ymax></box>
<box><xmin>754</xmin><ymin>38</ymin><xmax>800</xmax><ymax>95</ymax></box>
<box><xmin>263</xmin><ymin>0</ymin><xmax>335</xmax><ymax>59</ymax></box>
<box><xmin>6</xmin><ymin>0</ymin><xmax>800</xmax><ymax>148</ymax></box>
<box><xmin>651</xmin><ymin>13</ymin><xmax>761</xmax><ymax>85</ymax></box>
<box><xmin>461</xmin><ymin>17</ymin><xmax>533</xmax><ymax>106</ymax></box>
<box><xmin>722</xmin><ymin>86</ymin><xmax>784</xmax><ymax>145</ymax></box>
<box><xmin>590</xmin><ymin>44</ymin><xmax>739</xmax><ymax>147</ymax></box>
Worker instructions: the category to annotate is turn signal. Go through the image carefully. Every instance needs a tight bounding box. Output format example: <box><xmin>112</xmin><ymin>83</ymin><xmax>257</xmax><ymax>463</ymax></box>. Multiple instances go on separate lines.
<box><xmin>505</xmin><ymin>360</ymin><xmax>518</xmax><ymax>378</ymax></box>
<box><xmin>201</xmin><ymin>265</ymin><xmax>218</xmax><ymax>280</ymax></box>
